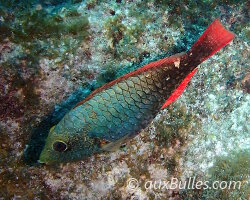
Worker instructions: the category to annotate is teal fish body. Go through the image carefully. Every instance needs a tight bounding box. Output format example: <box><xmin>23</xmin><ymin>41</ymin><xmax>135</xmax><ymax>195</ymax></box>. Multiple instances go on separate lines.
<box><xmin>39</xmin><ymin>19</ymin><xmax>234</xmax><ymax>164</ymax></box>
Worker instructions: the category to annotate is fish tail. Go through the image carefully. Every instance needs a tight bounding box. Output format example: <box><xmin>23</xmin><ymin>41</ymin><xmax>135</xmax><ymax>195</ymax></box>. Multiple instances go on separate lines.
<box><xmin>161</xmin><ymin>19</ymin><xmax>234</xmax><ymax>109</ymax></box>
<box><xmin>186</xmin><ymin>19</ymin><xmax>235</xmax><ymax>66</ymax></box>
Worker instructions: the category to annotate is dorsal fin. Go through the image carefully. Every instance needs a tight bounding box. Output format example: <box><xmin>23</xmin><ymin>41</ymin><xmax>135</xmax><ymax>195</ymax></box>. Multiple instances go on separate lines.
<box><xmin>161</xmin><ymin>68</ymin><xmax>198</xmax><ymax>109</ymax></box>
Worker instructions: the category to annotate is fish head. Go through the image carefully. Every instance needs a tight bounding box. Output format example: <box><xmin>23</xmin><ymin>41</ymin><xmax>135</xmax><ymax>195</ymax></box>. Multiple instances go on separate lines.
<box><xmin>39</xmin><ymin>125</ymin><xmax>101</xmax><ymax>164</ymax></box>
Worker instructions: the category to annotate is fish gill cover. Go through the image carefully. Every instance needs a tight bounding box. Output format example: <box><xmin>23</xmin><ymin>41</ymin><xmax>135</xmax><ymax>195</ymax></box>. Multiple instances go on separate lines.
<box><xmin>0</xmin><ymin>0</ymin><xmax>249</xmax><ymax>199</ymax></box>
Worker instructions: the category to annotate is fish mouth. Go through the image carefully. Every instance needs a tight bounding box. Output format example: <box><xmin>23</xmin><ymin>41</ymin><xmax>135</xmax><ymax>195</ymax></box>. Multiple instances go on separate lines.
<box><xmin>39</xmin><ymin>148</ymin><xmax>60</xmax><ymax>164</ymax></box>
<box><xmin>37</xmin><ymin>159</ymin><xmax>45</xmax><ymax>164</ymax></box>
<box><xmin>38</xmin><ymin>154</ymin><xmax>47</xmax><ymax>164</ymax></box>
<box><xmin>38</xmin><ymin>149</ymin><xmax>50</xmax><ymax>164</ymax></box>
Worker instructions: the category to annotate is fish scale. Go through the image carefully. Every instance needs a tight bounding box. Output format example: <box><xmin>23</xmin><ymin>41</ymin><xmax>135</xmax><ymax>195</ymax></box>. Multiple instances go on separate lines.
<box><xmin>78</xmin><ymin>67</ymin><xmax>178</xmax><ymax>141</ymax></box>
<box><xmin>39</xmin><ymin>19</ymin><xmax>235</xmax><ymax>163</ymax></box>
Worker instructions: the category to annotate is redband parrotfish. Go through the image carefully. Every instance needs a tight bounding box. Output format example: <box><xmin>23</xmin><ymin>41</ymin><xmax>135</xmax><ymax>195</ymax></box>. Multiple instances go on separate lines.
<box><xmin>39</xmin><ymin>19</ymin><xmax>234</xmax><ymax>164</ymax></box>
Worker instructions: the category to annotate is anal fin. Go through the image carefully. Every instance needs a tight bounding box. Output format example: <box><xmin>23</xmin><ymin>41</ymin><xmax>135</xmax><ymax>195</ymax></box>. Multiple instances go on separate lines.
<box><xmin>161</xmin><ymin>68</ymin><xmax>198</xmax><ymax>109</ymax></box>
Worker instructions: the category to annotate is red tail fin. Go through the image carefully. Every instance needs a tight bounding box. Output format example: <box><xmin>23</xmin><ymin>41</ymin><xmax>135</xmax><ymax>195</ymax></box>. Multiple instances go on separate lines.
<box><xmin>187</xmin><ymin>19</ymin><xmax>235</xmax><ymax>65</ymax></box>
<box><xmin>161</xmin><ymin>19</ymin><xmax>234</xmax><ymax>109</ymax></box>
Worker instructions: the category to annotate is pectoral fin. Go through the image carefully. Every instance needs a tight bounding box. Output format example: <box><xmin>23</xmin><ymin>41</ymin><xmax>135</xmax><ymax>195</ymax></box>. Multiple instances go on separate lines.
<box><xmin>101</xmin><ymin>135</ymin><xmax>130</xmax><ymax>152</ymax></box>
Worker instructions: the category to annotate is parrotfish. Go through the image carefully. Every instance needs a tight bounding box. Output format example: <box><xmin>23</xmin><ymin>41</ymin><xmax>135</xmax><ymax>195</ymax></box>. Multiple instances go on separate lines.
<box><xmin>39</xmin><ymin>19</ymin><xmax>234</xmax><ymax>164</ymax></box>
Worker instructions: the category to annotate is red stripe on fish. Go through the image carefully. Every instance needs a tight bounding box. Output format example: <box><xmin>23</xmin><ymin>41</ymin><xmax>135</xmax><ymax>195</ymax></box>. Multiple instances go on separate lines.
<box><xmin>161</xmin><ymin>68</ymin><xmax>198</xmax><ymax>109</ymax></box>
<box><xmin>73</xmin><ymin>54</ymin><xmax>182</xmax><ymax>109</ymax></box>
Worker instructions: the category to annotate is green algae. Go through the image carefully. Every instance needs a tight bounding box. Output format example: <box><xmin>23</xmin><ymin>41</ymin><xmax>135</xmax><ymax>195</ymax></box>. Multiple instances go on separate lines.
<box><xmin>155</xmin><ymin>105</ymin><xmax>197</xmax><ymax>148</ymax></box>
<box><xmin>12</xmin><ymin>8</ymin><xmax>89</xmax><ymax>50</ymax></box>
<box><xmin>104</xmin><ymin>15</ymin><xmax>126</xmax><ymax>49</ymax></box>
<box><xmin>204</xmin><ymin>150</ymin><xmax>249</xmax><ymax>199</ymax></box>
<box><xmin>180</xmin><ymin>150</ymin><xmax>249</xmax><ymax>199</ymax></box>
<box><xmin>104</xmin><ymin>12</ymin><xmax>151</xmax><ymax>60</ymax></box>
<box><xmin>85</xmin><ymin>0</ymin><xmax>98</xmax><ymax>9</ymax></box>
<box><xmin>210</xmin><ymin>151</ymin><xmax>249</xmax><ymax>180</ymax></box>
<box><xmin>0</xmin><ymin>4</ymin><xmax>89</xmax><ymax>64</ymax></box>
<box><xmin>153</xmin><ymin>104</ymin><xmax>200</xmax><ymax>175</ymax></box>
<box><xmin>154</xmin><ymin>0</ymin><xmax>248</xmax><ymax>38</ymax></box>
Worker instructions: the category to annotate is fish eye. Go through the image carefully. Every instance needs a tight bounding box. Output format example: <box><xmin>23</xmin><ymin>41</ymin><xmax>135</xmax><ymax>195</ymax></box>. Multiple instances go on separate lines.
<box><xmin>53</xmin><ymin>141</ymin><xmax>67</xmax><ymax>152</ymax></box>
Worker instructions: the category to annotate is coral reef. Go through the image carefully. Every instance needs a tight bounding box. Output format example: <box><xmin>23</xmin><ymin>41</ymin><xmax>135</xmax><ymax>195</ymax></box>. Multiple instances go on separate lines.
<box><xmin>0</xmin><ymin>0</ymin><xmax>249</xmax><ymax>199</ymax></box>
